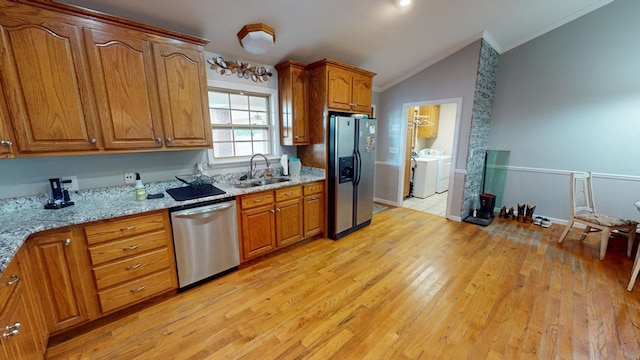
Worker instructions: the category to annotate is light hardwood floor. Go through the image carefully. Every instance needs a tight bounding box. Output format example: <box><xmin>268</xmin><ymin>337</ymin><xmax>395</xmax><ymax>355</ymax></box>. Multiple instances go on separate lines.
<box><xmin>46</xmin><ymin>207</ymin><xmax>640</xmax><ymax>359</ymax></box>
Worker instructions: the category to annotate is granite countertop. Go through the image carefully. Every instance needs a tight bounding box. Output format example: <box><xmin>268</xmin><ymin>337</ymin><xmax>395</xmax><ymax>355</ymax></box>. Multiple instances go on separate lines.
<box><xmin>0</xmin><ymin>167</ymin><xmax>325</xmax><ymax>274</ymax></box>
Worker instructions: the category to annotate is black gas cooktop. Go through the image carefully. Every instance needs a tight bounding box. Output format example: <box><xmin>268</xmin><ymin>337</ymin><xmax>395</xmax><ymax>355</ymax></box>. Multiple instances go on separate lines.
<box><xmin>166</xmin><ymin>184</ymin><xmax>226</xmax><ymax>201</ymax></box>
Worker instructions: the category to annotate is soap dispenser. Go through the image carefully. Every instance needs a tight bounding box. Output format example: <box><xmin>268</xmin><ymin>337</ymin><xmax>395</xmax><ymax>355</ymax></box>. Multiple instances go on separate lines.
<box><xmin>134</xmin><ymin>173</ymin><xmax>146</xmax><ymax>201</ymax></box>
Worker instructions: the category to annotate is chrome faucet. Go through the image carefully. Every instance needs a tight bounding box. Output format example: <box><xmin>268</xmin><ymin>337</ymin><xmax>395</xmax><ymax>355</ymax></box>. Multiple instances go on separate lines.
<box><xmin>249</xmin><ymin>153</ymin><xmax>270</xmax><ymax>179</ymax></box>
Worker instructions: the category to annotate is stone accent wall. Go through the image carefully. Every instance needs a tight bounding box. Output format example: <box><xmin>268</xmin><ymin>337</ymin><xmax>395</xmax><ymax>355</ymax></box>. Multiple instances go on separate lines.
<box><xmin>461</xmin><ymin>39</ymin><xmax>499</xmax><ymax>218</ymax></box>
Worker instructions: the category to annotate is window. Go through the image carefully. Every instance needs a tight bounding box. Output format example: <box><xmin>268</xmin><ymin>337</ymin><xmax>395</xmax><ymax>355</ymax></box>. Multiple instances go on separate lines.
<box><xmin>208</xmin><ymin>88</ymin><xmax>271</xmax><ymax>159</ymax></box>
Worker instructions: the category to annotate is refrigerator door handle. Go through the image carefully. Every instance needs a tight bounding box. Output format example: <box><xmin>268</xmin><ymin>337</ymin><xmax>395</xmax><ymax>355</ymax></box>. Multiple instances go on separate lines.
<box><xmin>354</xmin><ymin>149</ymin><xmax>362</xmax><ymax>186</ymax></box>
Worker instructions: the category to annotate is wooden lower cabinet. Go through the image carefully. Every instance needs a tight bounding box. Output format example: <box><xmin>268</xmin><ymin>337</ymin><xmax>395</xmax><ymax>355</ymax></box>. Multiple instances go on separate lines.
<box><xmin>303</xmin><ymin>182</ymin><xmax>324</xmax><ymax>237</ymax></box>
<box><xmin>239</xmin><ymin>183</ymin><xmax>324</xmax><ymax>262</ymax></box>
<box><xmin>0</xmin><ymin>247</ymin><xmax>47</xmax><ymax>359</ymax></box>
<box><xmin>83</xmin><ymin>210</ymin><xmax>178</xmax><ymax>314</ymax></box>
<box><xmin>28</xmin><ymin>227</ymin><xmax>97</xmax><ymax>334</ymax></box>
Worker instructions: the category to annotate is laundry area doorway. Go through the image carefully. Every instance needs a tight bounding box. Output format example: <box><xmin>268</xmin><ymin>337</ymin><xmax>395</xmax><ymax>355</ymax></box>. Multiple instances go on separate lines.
<box><xmin>400</xmin><ymin>99</ymin><xmax>460</xmax><ymax>217</ymax></box>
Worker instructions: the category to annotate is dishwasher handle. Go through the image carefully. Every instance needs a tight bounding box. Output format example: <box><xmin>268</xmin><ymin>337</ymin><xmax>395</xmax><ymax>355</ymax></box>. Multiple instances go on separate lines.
<box><xmin>173</xmin><ymin>202</ymin><xmax>233</xmax><ymax>218</ymax></box>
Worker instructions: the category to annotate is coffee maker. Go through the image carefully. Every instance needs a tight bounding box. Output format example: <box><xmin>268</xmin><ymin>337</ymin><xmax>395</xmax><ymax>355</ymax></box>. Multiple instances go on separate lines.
<box><xmin>44</xmin><ymin>178</ymin><xmax>74</xmax><ymax>209</ymax></box>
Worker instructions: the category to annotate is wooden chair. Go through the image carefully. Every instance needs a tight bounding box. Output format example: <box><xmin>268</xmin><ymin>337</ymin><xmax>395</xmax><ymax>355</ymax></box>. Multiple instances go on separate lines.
<box><xmin>558</xmin><ymin>171</ymin><xmax>638</xmax><ymax>260</ymax></box>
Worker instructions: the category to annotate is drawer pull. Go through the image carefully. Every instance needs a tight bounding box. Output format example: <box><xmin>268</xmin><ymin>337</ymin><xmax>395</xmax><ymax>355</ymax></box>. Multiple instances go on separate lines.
<box><xmin>120</xmin><ymin>226</ymin><xmax>137</xmax><ymax>231</ymax></box>
<box><xmin>126</xmin><ymin>263</ymin><xmax>142</xmax><ymax>270</ymax></box>
<box><xmin>123</xmin><ymin>244</ymin><xmax>139</xmax><ymax>251</ymax></box>
<box><xmin>286</xmin><ymin>192</ymin><xmax>292</xmax><ymax>196</ymax></box>
<box><xmin>311</xmin><ymin>197</ymin><xmax>319</xmax><ymax>200</ymax></box>
<box><xmin>5</xmin><ymin>274</ymin><xmax>20</xmax><ymax>286</ymax></box>
<box><xmin>254</xmin><ymin>198</ymin><xmax>263</xmax><ymax>203</ymax></box>
<box><xmin>3</xmin><ymin>329</ymin><xmax>19</xmax><ymax>338</ymax></box>
<box><xmin>4</xmin><ymin>322</ymin><xmax>20</xmax><ymax>331</ymax></box>
<box><xmin>131</xmin><ymin>284</ymin><xmax>146</xmax><ymax>293</ymax></box>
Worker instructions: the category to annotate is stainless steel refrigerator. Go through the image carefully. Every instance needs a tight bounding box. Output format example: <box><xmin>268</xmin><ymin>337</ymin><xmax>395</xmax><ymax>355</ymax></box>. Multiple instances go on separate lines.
<box><xmin>328</xmin><ymin>114</ymin><xmax>377</xmax><ymax>240</ymax></box>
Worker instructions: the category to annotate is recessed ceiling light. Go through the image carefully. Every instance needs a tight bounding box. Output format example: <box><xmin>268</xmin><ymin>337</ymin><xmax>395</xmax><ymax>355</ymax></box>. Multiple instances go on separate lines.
<box><xmin>393</xmin><ymin>0</ymin><xmax>411</xmax><ymax>7</ymax></box>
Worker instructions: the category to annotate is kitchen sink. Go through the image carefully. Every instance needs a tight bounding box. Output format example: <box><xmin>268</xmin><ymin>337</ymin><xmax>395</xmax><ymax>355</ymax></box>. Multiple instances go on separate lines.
<box><xmin>232</xmin><ymin>177</ymin><xmax>290</xmax><ymax>189</ymax></box>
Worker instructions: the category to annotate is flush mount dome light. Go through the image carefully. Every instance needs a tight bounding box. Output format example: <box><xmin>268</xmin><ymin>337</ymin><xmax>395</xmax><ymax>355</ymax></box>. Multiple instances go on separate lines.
<box><xmin>237</xmin><ymin>23</ymin><xmax>276</xmax><ymax>55</ymax></box>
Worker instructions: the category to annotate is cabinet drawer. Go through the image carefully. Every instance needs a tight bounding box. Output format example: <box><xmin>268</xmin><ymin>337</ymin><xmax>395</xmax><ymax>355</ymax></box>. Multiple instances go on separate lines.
<box><xmin>88</xmin><ymin>230</ymin><xmax>167</xmax><ymax>265</ymax></box>
<box><xmin>303</xmin><ymin>182</ymin><xmax>323</xmax><ymax>196</ymax></box>
<box><xmin>92</xmin><ymin>247</ymin><xmax>171</xmax><ymax>290</ymax></box>
<box><xmin>0</xmin><ymin>258</ymin><xmax>20</xmax><ymax>313</ymax></box>
<box><xmin>275</xmin><ymin>186</ymin><xmax>302</xmax><ymax>202</ymax></box>
<box><xmin>97</xmin><ymin>269</ymin><xmax>174</xmax><ymax>313</ymax></box>
<box><xmin>84</xmin><ymin>212</ymin><xmax>166</xmax><ymax>245</ymax></box>
<box><xmin>240</xmin><ymin>192</ymin><xmax>274</xmax><ymax>210</ymax></box>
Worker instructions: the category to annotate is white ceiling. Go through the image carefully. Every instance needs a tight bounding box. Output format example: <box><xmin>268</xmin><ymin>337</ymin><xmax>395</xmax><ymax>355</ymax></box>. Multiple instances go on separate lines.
<box><xmin>58</xmin><ymin>0</ymin><xmax>612</xmax><ymax>91</ymax></box>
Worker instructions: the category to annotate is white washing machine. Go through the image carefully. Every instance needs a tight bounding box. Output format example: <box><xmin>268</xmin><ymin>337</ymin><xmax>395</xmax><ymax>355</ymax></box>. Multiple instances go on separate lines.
<box><xmin>418</xmin><ymin>149</ymin><xmax>451</xmax><ymax>194</ymax></box>
<box><xmin>413</xmin><ymin>157</ymin><xmax>439</xmax><ymax>198</ymax></box>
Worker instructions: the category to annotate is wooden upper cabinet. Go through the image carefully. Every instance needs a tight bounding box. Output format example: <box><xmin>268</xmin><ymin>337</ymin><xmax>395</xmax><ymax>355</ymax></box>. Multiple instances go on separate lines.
<box><xmin>276</xmin><ymin>61</ymin><xmax>309</xmax><ymax>146</ymax></box>
<box><xmin>154</xmin><ymin>42</ymin><xmax>212</xmax><ymax>148</ymax></box>
<box><xmin>84</xmin><ymin>26</ymin><xmax>164</xmax><ymax>150</ymax></box>
<box><xmin>325</xmin><ymin>63</ymin><xmax>374</xmax><ymax>113</ymax></box>
<box><xmin>0</xmin><ymin>9</ymin><xmax>100</xmax><ymax>153</ymax></box>
<box><xmin>416</xmin><ymin>105</ymin><xmax>440</xmax><ymax>138</ymax></box>
<box><xmin>0</xmin><ymin>85</ymin><xmax>16</xmax><ymax>158</ymax></box>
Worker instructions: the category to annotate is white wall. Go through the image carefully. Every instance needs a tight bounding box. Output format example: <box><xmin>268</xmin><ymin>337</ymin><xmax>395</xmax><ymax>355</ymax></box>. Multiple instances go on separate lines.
<box><xmin>489</xmin><ymin>0</ymin><xmax>640</xmax><ymax>222</ymax></box>
<box><xmin>375</xmin><ymin>41</ymin><xmax>481</xmax><ymax>219</ymax></box>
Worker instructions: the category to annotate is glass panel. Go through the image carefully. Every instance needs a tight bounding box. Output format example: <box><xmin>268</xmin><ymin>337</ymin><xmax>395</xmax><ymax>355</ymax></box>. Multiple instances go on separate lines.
<box><xmin>252</xmin><ymin>129</ymin><xmax>268</xmax><ymax>141</ymax></box>
<box><xmin>232</xmin><ymin>110</ymin><xmax>250</xmax><ymax>125</ymax></box>
<box><xmin>209</xmin><ymin>92</ymin><xmax>229</xmax><ymax>109</ymax></box>
<box><xmin>211</xmin><ymin>109</ymin><xmax>231</xmax><ymax>125</ymax></box>
<box><xmin>213</xmin><ymin>142</ymin><xmax>234</xmax><ymax>158</ymax></box>
<box><xmin>230</xmin><ymin>94</ymin><xmax>249</xmax><ymax>110</ymax></box>
<box><xmin>483</xmin><ymin>150</ymin><xmax>511</xmax><ymax>209</ymax></box>
<box><xmin>235</xmin><ymin>142</ymin><xmax>253</xmax><ymax>157</ymax></box>
<box><xmin>253</xmin><ymin>141</ymin><xmax>269</xmax><ymax>154</ymax></box>
<box><xmin>234</xmin><ymin>128</ymin><xmax>252</xmax><ymax>141</ymax></box>
<box><xmin>212</xmin><ymin>129</ymin><xmax>233</xmax><ymax>142</ymax></box>
<box><xmin>250</xmin><ymin>111</ymin><xmax>268</xmax><ymax>125</ymax></box>
<box><xmin>249</xmin><ymin>96</ymin><xmax>267</xmax><ymax>112</ymax></box>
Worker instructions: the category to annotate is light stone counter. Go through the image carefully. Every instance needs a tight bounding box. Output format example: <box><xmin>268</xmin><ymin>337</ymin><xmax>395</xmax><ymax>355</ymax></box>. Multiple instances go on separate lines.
<box><xmin>0</xmin><ymin>167</ymin><xmax>324</xmax><ymax>274</ymax></box>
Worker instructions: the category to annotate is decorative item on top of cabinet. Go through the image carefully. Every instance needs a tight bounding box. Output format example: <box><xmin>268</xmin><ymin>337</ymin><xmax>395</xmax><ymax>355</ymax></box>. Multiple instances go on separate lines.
<box><xmin>0</xmin><ymin>247</ymin><xmax>47</xmax><ymax>360</ymax></box>
<box><xmin>416</xmin><ymin>105</ymin><xmax>440</xmax><ymax>139</ymax></box>
<box><xmin>82</xmin><ymin>210</ymin><xmax>178</xmax><ymax>314</ymax></box>
<box><xmin>275</xmin><ymin>61</ymin><xmax>309</xmax><ymax>145</ymax></box>
<box><xmin>0</xmin><ymin>4</ymin><xmax>101</xmax><ymax>154</ymax></box>
<box><xmin>28</xmin><ymin>227</ymin><xmax>98</xmax><ymax>335</ymax></box>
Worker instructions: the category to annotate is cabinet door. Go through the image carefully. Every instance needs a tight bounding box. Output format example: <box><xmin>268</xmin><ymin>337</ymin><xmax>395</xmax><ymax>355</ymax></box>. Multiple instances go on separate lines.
<box><xmin>0</xmin><ymin>281</ymin><xmax>42</xmax><ymax>360</ymax></box>
<box><xmin>276</xmin><ymin>197</ymin><xmax>303</xmax><ymax>247</ymax></box>
<box><xmin>304</xmin><ymin>193</ymin><xmax>324</xmax><ymax>237</ymax></box>
<box><xmin>351</xmin><ymin>73</ymin><xmax>373</xmax><ymax>113</ymax></box>
<box><xmin>278</xmin><ymin>63</ymin><xmax>309</xmax><ymax>146</ymax></box>
<box><xmin>0</xmin><ymin>11</ymin><xmax>100</xmax><ymax>153</ymax></box>
<box><xmin>154</xmin><ymin>42</ymin><xmax>212</xmax><ymax>148</ymax></box>
<box><xmin>29</xmin><ymin>229</ymin><xmax>91</xmax><ymax>333</ymax></box>
<box><xmin>327</xmin><ymin>67</ymin><xmax>353</xmax><ymax>111</ymax></box>
<box><xmin>84</xmin><ymin>27</ymin><xmax>164</xmax><ymax>150</ymax></box>
<box><xmin>0</xmin><ymin>85</ymin><xmax>15</xmax><ymax>158</ymax></box>
<box><xmin>240</xmin><ymin>205</ymin><xmax>276</xmax><ymax>260</ymax></box>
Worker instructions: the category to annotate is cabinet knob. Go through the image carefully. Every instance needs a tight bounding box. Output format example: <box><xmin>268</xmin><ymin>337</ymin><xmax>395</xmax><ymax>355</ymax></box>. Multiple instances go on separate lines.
<box><xmin>90</xmin><ymin>137</ymin><xmax>97</xmax><ymax>144</ymax></box>
<box><xmin>156</xmin><ymin>137</ymin><xmax>162</xmax><ymax>143</ymax></box>
<box><xmin>6</xmin><ymin>274</ymin><xmax>20</xmax><ymax>286</ymax></box>
<box><xmin>0</xmin><ymin>140</ymin><xmax>12</xmax><ymax>146</ymax></box>
<box><xmin>64</xmin><ymin>238</ymin><xmax>71</xmax><ymax>246</ymax></box>
<box><xmin>294</xmin><ymin>136</ymin><xmax>299</xmax><ymax>139</ymax></box>
<box><xmin>270</xmin><ymin>209</ymin><xmax>275</xmax><ymax>214</ymax></box>
<box><xmin>166</xmin><ymin>137</ymin><xmax>172</xmax><ymax>143</ymax></box>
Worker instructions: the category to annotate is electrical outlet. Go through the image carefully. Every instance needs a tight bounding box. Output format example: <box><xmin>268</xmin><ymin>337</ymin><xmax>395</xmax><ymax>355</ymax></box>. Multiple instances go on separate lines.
<box><xmin>123</xmin><ymin>172</ymin><xmax>136</xmax><ymax>185</ymax></box>
<box><xmin>61</xmin><ymin>176</ymin><xmax>79</xmax><ymax>191</ymax></box>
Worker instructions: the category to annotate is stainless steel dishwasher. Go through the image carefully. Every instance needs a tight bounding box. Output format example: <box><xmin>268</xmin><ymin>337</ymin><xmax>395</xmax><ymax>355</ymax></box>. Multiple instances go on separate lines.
<box><xmin>170</xmin><ymin>197</ymin><xmax>239</xmax><ymax>288</ymax></box>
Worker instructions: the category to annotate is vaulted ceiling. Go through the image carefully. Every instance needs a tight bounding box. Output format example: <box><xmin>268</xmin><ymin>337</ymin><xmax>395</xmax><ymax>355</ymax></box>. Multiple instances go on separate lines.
<box><xmin>59</xmin><ymin>0</ymin><xmax>612</xmax><ymax>91</ymax></box>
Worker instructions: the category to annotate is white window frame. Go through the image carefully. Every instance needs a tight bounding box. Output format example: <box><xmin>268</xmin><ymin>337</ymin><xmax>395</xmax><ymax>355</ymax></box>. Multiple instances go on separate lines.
<box><xmin>206</xmin><ymin>80</ymin><xmax>280</xmax><ymax>168</ymax></box>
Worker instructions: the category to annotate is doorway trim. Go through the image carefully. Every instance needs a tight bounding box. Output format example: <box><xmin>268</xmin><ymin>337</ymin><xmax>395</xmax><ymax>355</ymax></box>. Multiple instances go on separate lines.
<box><xmin>398</xmin><ymin>97</ymin><xmax>463</xmax><ymax>220</ymax></box>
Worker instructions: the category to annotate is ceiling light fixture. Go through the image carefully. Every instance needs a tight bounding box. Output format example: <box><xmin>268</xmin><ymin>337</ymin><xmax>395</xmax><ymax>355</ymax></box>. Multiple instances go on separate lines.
<box><xmin>393</xmin><ymin>0</ymin><xmax>411</xmax><ymax>7</ymax></box>
<box><xmin>237</xmin><ymin>23</ymin><xmax>276</xmax><ymax>55</ymax></box>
